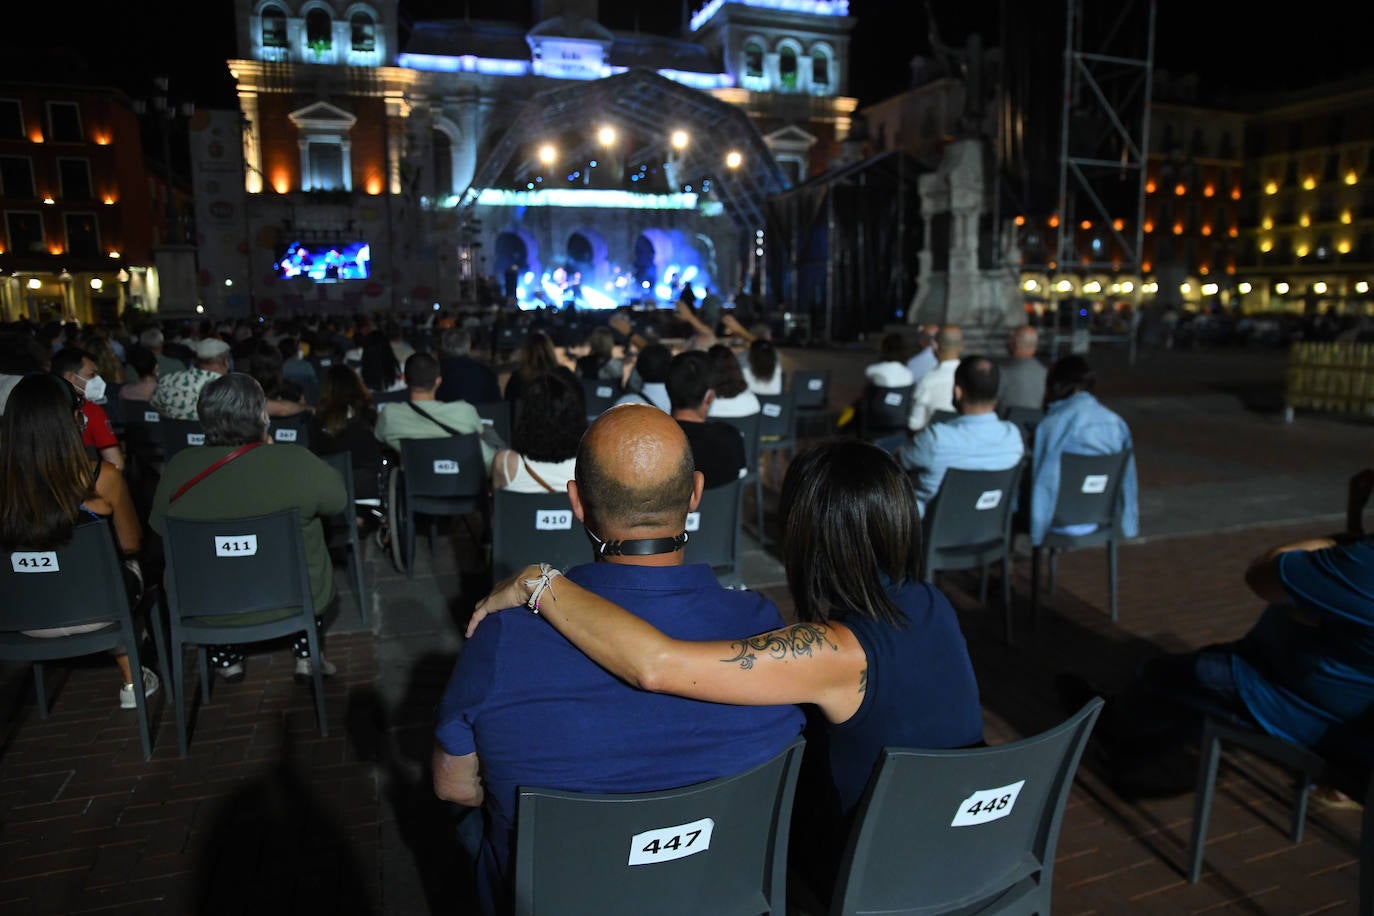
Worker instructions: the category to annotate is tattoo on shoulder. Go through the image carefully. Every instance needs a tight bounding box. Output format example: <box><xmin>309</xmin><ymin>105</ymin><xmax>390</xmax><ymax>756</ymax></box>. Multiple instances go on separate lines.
<box><xmin>720</xmin><ymin>623</ymin><xmax>839</xmax><ymax>670</ymax></box>
<box><xmin>858</xmin><ymin>668</ymin><xmax>868</xmax><ymax>694</ymax></box>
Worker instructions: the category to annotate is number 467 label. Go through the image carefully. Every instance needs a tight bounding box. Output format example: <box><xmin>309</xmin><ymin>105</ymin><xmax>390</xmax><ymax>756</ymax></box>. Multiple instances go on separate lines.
<box><xmin>950</xmin><ymin>780</ymin><xmax>1024</xmax><ymax>827</ymax></box>
<box><xmin>627</xmin><ymin>817</ymin><xmax>713</xmax><ymax>866</ymax></box>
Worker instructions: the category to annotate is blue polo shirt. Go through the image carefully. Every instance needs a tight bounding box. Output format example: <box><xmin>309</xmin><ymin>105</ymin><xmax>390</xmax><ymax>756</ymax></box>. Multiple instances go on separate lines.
<box><xmin>897</xmin><ymin>412</ymin><xmax>1025</xmax><ymax>516</ymax></box>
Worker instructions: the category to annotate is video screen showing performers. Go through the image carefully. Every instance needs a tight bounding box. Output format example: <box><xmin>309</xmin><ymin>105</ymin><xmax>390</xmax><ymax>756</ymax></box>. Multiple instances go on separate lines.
<box><xmin>275</xmin><ymin>240</ymin><xmax>371</xmax><ymax>282</ymax></box>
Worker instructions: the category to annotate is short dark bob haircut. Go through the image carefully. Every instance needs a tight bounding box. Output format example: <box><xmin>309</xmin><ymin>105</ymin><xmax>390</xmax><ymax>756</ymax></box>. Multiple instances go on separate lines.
<box><xmin>778</xmin><ymin>437</ymin><xmax>921</xmax><ymax>628</ymax></box>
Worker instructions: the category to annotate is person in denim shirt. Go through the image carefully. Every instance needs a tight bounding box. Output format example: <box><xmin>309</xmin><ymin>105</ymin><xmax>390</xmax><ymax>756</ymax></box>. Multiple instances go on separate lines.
<box><xmin>1028</xmin><ymin>355</ymin><xmax>1139</xmax><ymax>545</ymax></box>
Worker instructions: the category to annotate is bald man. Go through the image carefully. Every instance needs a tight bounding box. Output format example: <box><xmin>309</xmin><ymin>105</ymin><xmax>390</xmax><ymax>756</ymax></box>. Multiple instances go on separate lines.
<box><xmin>998</xmin><ymin>324</ymin><xmax>1048</xmax><ymax>411</ymax></box>
<box><xmin>432</xmin><ymin>404</ymin><xmax>804</xmax><ymax>915</ymax></box>
<box><xmin>908</xmin><ymin>324</ymin><xmax>964</xmax><ymax>431</ymax></box>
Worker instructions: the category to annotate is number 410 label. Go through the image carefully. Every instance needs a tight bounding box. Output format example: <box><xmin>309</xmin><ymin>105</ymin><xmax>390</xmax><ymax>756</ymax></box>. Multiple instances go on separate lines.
<box><xmin>950</xmin><ymin>779</ymin><xmax>1025</xmax><ymax>827</ymax></box>
<box><xmin>627</xmin><ymin>817</ymin><xmax>713</xmax><ymax>866</ymax></box>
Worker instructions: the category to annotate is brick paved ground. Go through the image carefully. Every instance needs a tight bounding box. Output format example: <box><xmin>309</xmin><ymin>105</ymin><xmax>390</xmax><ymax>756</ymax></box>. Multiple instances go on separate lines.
<box><xmin>2</xmin><ymin>338</ymin><xmax>1372</xmax><ymax>914</ymax></box>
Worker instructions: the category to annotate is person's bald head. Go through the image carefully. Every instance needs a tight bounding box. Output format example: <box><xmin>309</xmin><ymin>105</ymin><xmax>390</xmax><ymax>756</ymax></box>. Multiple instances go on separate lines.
<box><xmin>573</xmin><ymin>404</ymin><xmax>698</xmax><ymax>541</ymax></box>
<box><xmin>936</xmin><ymin>324</ymin><xmax>963</xmax><ymax>359</ymax></box>
<box><xmin>1009</xmin><ymin>324</ymin><xmax>1039</xmax><ymax>358</ymax></box>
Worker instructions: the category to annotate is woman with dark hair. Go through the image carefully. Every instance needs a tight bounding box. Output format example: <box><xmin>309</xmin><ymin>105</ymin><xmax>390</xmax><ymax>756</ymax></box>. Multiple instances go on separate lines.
<box><xmin>358</xmin><ymin>329</ymin><xmax>405</xmax><ymax>394</ymax></box>
<box><xmin>742</xmin><ymin>337</ymin><xmax>782</xmax><ymax>395</ymax></box>
<box><xmin>148</xmin><ymin>373</ymin><xmax>348</xmax><ymax>683</ymax></box>
<box><xmin>573</xmin><ymin>326</ymin><xmax>624</xmax><ymax>386</ymax></box>
<box><xmin>705</xmin><ymin>343</ymin><xmax>761</xmax><ymax>417</ymax></box>
<box><xmin>0</xmin><ymin>373</ymin><xmax>158</xmax><ymax>709</ymax></box>
<box><xmin>120</xmin><ymin>344</ymin><xmax>160</xmax><ymax>403</ymax></box>
<box><xmin>311</xmin><ymin>363</ymin><xmax>383</xmax><ymax>503</ymax></box>
<box><xmin>502</xmin><ymin>330</ymin><xmax>578</xmax><ymax>404</ymax></box>
<box><xmin>244</xmin><ymin>340</ymin><xmax>311</xmax><ymax>417</ymax></box>
<box><xmin>491</xmin><ymin>372</ymin><xmax>587</xmax><ymax>492</ymax></box>
<box><xmin>468</xmin><ymin>437</ymin><xmax>982</xmax><ymax>898</ymax></box>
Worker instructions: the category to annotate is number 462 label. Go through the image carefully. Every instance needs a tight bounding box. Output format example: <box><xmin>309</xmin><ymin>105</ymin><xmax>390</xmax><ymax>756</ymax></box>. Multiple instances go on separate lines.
<box><xmin>627</xmin><ymin>817</ymin><xmax>713</xmax><ymax>866</ymax></box>
<box><xmin>950</xmin><ymin>780</ymin><xmax>1025</xmax><ymax>827</ymax></box>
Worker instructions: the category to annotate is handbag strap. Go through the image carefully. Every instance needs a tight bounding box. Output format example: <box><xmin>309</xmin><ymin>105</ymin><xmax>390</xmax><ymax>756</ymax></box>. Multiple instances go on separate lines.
<box><xmin>521</xmin><ymin>457</ymin><xmax>556</xmax><ymax>493</ymax></box>
<box><xmin>170</xmin><ymin>441</ymin><xmax>265</xmax><ymax>503</ymax></box>
<box><xmin>407</xmin><ymin>401</ymin><xmax>464</xmax><ymax>437</ymax></box>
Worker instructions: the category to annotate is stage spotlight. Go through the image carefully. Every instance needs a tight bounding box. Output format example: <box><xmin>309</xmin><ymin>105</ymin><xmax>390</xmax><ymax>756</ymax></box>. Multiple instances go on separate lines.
<box><xmin>538</xmin><ymin>144</ymin><xmax>556</xmax><ymax>165</ymax></box>
<box><xmin>725</xmin><ymin>150</ymin><xmax>742</xmax><ymax>169</ymax></box>
<box><xmin>671</xmin><ymin>130</ymin><xmax>688</xmax><ymax>150</ymax></box>
<box><xmin>598</xmin><ymin>125</ymin><xmax>616</xmax><ymax>146</ymax></box>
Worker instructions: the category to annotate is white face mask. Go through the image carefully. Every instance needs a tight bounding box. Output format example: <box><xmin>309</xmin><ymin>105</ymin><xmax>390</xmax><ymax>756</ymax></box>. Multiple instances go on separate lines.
<box><xmin>80</xmin><ymin>374</ymin><xmax>106</xmax><ymax>402</ymax></box>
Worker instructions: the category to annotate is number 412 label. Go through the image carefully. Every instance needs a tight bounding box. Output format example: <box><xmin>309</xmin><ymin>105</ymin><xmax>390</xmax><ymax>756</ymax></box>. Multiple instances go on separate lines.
<box><xmin>950</xmin><ymin>779</ymin><xmax>1025</xmax><ymax>827</ymax></box>
<box><xmin>627</xmin><ymin>817</ymin><xmax>713</xmax><ymax>866</ymax></box>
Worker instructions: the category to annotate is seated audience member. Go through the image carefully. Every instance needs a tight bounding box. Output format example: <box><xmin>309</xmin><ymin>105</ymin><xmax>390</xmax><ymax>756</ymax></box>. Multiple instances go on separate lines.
<box><xmin>435</xmin><ymin>404</ymin><xmax>804</xmax><ymax>915</ymax></box>
<box><xmin>358</xmin><ymin>329</ymin><xmax>405</xmax><ymax>394</ymax></box>
<box><xmin>81</xmin><ymin>327</ymin><xmax>126</xmax><ymax>386</ymax></box>
<box><xmin>139</xmin><ymin>325</ymin><xmax>187</xmax><ymax>379</ymax></box>
<box><xmin>503</xmin><ymin>330</ymin><xmax>578</xmax><ymax>405</ymax></box>
<box><xmin>898</xmin><ymin>355</ymin><xmax>1025</xmax><ymax>516</ymax></box>
<box><xmin>908</xmin><ymin>324</ymin><xmax>964</xmax><ymax>431</ymax></box>
<box><xmin>667</xmin><ymin>349</ymin><xmax>747</xmax><ymax>488</ymax></box>
<box><xmin>573</xmin><ymin>325</ymin><xmax>625</xmax><ymax>387</ymax></box>
<box><xmin>311</xmin><ymin>363</ymin><xmax>384</xmax><ymax>505</ymax></box>
<box><xmin>905</xmin><ymin>325</ymin><xmax>939</xmax><ymax>385</ymax></box>
<box><xmin>150</xmin><ymin>337</ymin><xmax>231</xmax><ymax>421</ymax></box>
<box><xmin>51</xmin><ymin>347</ymin><xmax>124</xmax><ymax>471</ymax></box>
<box><xmin>492</xmin><ymin>372</ymin><xmax>586</xmax><ymax>493</ymax></box>
<box><xmin>614</xmin><ymin>342</ymin><xmax>672</xmax><ymax>412</ymax></box>
<box><xmin>385</xmin><ymin>319</ymin><xmax>415</xmax><ymax>368</ymax></box>
<box><xmin>244</xmin><ymin>340</ymin><xmax>312</xmax><ymax>418</ymax></box>
<box><xmin>278</xmin><ymin>336</ymin><xmax>320</xmax><ymax>407</ymax></box>
<box><xmin>865</xmin><ymin>331</ymin><xmax>915</xmax><ymax>387</ymax></box>
<box><xmin>1028</xmin><ymin>355</ymin><xmax>1139</xmax><ymax>545</ymax></box>
<box><xmin>435</xmin><ymin>328</ymin><xmax>501</xmax><ymax>405</ymax></box>
<box><xmin>470</xmin><ymin>436</ymin><xmax>983</xmax><ymax>906</ymax></box>
<box><xmin>148</xmin><ymin>373</ymin><xmax>347</xmax><ymax>682</ymax></box>
<box><xmin>120</xmin><ymin>345</ymin><xmax>159</xmax><ymax>403</ymax></box>
<box><xmin>998</xmin><ymin>324</ymin><xmax>1047</xmax><ymax>411</ymax></box>
<box><xmin>0</xmin><ymin>374</ymin><xmax>158</xmax><ymax>709</ymax></box>
<box><xmin>1058</xmin><ymin>469</ymin><xmax>1374</xmax><ymax>799</ymax></box>
<box><xmin>742</xmin><ymin>337</ymin><xmax>783</xmax><ymax>395</ymax></box>
<box><xmin>374</xmin><ymin>352</ymin><xmax>497</xmax><ymax>468</ymax></box>
<box><xmin>705</xmin><ymin>343</ymin><xmax>761</xmax><ymax>418</ymax></box>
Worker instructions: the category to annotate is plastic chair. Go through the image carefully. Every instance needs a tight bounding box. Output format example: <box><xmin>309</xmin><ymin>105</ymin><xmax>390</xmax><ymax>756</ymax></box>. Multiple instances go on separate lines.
<box><xmin>1000</xmin><ymin>405</ymin><xmax>1044</xmax><ymax>448</ymax></box>
<box><xmin>319</xmin><ymin>450</ymin><xmax>368</xmax><ymax>626</ymax></box>
<box><xmin>829</xmin><ymin>697</ymin><xmax>1104</xmax><ymax>916</ymax></box>
<box><xmin>1030</xmin><ymin>449</ymin><xmax>1131</xmax><ymax>626</ymax></box>
<box><xmin>391</xmin><ymin>434</ymin><xmax>487</xmax><ymax>577</ymax></box>
<box><xmin>121</xmin><ymin>407</ymin><xmax>167</xmax><ymax>477</ymax></box>
<box><xmin>474</xmin><ymin>399</ymin><xmax>512</xmax><ymax>447</ymax></box>
<box><xmin>513</xmin><ymin>735</ymin><xmax>805</xmax><ymax>916</ymax></box>
<box><xmin>581</xmin><ymin>378</ymin><xmax>624</xmax><ymax>421</ymax></box>
<box><xmin>858</xmin><ymin>383</ymin><xmax>913</xmax><ymax>442</ymax></box>
<box><xmin>159</xmin><ymin>417</ymin><xmax>206</xmax><ymax>463</ymax></box>
<box><xmin>160</xmin><ymin>508</ymin><xmax>327</xmax><ymax>756</ymax></box>
<box><xmin>789</xmin><ymin>369</ymin><xmax>832</xmax><ymax>438</ymax></box>
<box><xmin>919</xmin><ymin>462</ymin><xmax>1026</xmax><ymax>643</ymax></box>
<box><xmin>0</xmin><ymin>520</ymin><xmax>168</xmax><ymax>760</ymax></box>
<box><xmin>1187</xmin><ymin>714</ymin><xmax>1374</xmax><ymax>913</ymax></box>
<box><xmin>268</xmin><ymin>412</ymin><xmax>312</xmax><ymax>448</ymax></box>
<box><xmin>683</xmin><ymin>478</ymin><xmax>745</xmax><ymax>587</ymax></box>
<box><xmin>716</xmin><ymin>412</ymin><xmax>764</xmax><ymax>546</ymax></box>
<box><xmin>490</xmin><ymin>489</ymin><xmax>590</xmax><ymax>581</ymax></box>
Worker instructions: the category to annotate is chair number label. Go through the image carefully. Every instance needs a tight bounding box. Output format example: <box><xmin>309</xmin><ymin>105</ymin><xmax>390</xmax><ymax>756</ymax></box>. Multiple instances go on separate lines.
<box><xmin>807</xmin><ymin>379</ymin><xmax>823</xmax><ymax>390</ymax></box>
<box><xmin>685</xmin><ymin>512</ymin><xmax>700</xmax><ymax>532</ymax></box>
<box><xmin>275</xmin><ymin>428</ymin><xmax>297</xmax><ymax>442</ymax></box>
<box><xmin>433</xmin><ymin>460</ymin><xmax>460</xmax><ymax>475</ymax></box>
<box><xmin>11</xmin><ymin>551</ymin><xmax>59</xmax><ymax>573</ymax></box>
<box><xmin>188</xmin><ymin>433</ymin><xmax>205</xmax><ymax>446</ymax></box>
<box><xmin>215</xmin><ymin>535</ymin><xmax>258</xmax><ymax>557</ymax></box>
<box><xmin>535</xmin><ymin>510</ymin><xmax>572</xmax><ymax>530</ymax></box>
<box><xmin>144</xmin><ymin>411</ymin><xmax>160</xmax><ymax>422</ymax></box>
<box><xmin>596</xmin><ymin>386</ymin><xmax>612</xmax><ymax>397</ymax></box>
<box><xmin>975</xmin><ymin>489</ymin><xmax>1003</xmax><ymax>510</ymax></box>
<box><xmin>481</xmin><ymin>418</ymin><xmax>494</xmax><ymax>427</ymax></box>
<box><xmin>950</xmin><ymin>780</ymin><xmax>1024</xmax><ymax>827</ymax></box>
<box><xmin>627</xmin><ymin>817</ymin><xmax>713</xmax><ymax>866</ymax></box>
<box><xmin>763</xmin><ymin>403</ymin><xmax>781</xmax><ymax>417</ymax></box>
<box><xmin>1081</xmin><ymin>474</ymin><xmax>1108</xmax><ymax>494</ymax></box>
<box><xmin>318</xmin><ymin>358</ymin><xmax>332</xmax><ymax>367</ymax></box>
<box><xmin>883</xmin><ymin>392</ymin><xmax>903</xmax><ymax>406</ymax></box>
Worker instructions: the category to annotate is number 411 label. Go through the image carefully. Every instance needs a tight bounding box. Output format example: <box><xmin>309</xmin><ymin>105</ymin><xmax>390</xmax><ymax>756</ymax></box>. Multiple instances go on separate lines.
<box><xmin>627</xmin><ymin>817</ymin><xmax>713</xmax><ymax>866</ymax></box>
<box><xmin>950</xmin><ymin>779</ymin><xmax>1025</xmax><ymax>827</ymax></box>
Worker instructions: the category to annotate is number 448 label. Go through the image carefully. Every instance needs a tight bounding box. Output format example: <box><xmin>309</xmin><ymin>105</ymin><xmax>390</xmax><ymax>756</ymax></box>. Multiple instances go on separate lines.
<box><xmin>950</xmin><ymin>780</ymin><xmax>1025</xmax><ymax>827</ymax></box>
<box><xmin>627</xmin><ymin>817</ymin><xmax>713</xmax><ymax>866</ymax></box>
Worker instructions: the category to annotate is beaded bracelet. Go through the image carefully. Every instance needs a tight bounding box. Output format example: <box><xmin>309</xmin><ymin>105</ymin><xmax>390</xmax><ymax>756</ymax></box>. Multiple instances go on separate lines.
<box><xmin>523</xmin><ymin>563</ymin><xmax>562</xmax><ymax>614</ymax></box>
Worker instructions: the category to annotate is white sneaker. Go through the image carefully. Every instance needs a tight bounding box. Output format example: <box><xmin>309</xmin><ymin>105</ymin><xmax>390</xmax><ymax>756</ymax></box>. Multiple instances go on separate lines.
<box><xmin>119</xmin><ymin>667</ymin><xmax>160</xmax><ymax>709</ymax></box>
<box><xmin>294</xmin><ymin>656</ymin><xmax>338</xmax><ymax>680</ymax></box>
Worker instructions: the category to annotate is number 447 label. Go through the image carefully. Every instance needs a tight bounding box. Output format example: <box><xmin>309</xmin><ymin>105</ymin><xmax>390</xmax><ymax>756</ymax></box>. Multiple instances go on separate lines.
<box><xmin>950</xmin><ymin>780</ymin><xmax>1025</xmax><ymax>827</ymax></box>
<box><xmin>627</xmin><ymin>817</ymin><xmax>713</xmax><ymax>866</ymax></box>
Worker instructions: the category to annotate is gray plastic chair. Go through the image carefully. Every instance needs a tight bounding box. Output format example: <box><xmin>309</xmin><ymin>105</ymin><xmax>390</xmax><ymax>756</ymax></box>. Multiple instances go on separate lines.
<box><xmin>829</xmin><ymin>697</ymin><xmax>1103</xmax><ymax>916</ymax></box>
<box><xmin>717</xmin><ymin>412</ymin><xmax>764</xmax><ymax>546</ymax></box>
<box><xmin>319</xmin><ymin>450</ymin><xmax>367</xmax><ymax>626</ymax></box>
<box><xmin>0</xmin><ymin>520</ymin><xmax>167</xmax><ymax>760</ymax></box>
<box><xmin>581</xmin><ymin>378</ymin><xmax>624</xmax><ymax>421</ymax></box>
<box><xmin>682</xmin><ymin>477</ymin><xmax>745</xmax><ymax>587</ymax></box>
<box><xmin>790</xmin><ymin>369</ymin><xmax>832</xmax><ymax>438</ymax></box>
<box><xmin>159</xmin><ymin>417</ymin><xmax>206</xmax><ymax>463</ymax></box>
<box><xmin>474</xmin><ymin>400</ymin><xmax>512</xmax><ymax>449</ymax></box>
<box><xmin>160</xmin><ymin>508</ymin><xmax>327</xmax><ymax>756</ymax></box>
<box><xmin>268</xmin><ymin>412</ymin><xmax>312</xmax><ymax>448</ymax></box>
<box><xmin>1030</xmin><ymin>449</ymin><xmax>1131</xmax><ymax>626</ymax></box>
<box><xmin>919</xmin><ymin>462</ymin><xmax>1025</xmax><ymax>643</ymax></box>
<box><xmin>490</xmin><ymin>489</ymin><xmax>590</xmax><ymax>581</ymax></box>
<box><xmin>393</xmin><ymin>433</ymin><xmax>487</xmax><ymax>577</ymax></box>
<box><xmin>859</xmin><ymin>383</ymin><xmax>913</xmax><ymax>442</ymax></box>
<box><xmin>513</xmin><ymin>735</ymin><xmax>805</xmax><ymax>916</ymax></box>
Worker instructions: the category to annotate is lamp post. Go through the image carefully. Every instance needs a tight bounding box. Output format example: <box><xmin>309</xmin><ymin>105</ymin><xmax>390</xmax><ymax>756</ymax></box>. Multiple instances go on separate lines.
<box><xmin>132</xmin><ymin>77</ymin><xmax>197</xmax><ymax>314</ymax></box>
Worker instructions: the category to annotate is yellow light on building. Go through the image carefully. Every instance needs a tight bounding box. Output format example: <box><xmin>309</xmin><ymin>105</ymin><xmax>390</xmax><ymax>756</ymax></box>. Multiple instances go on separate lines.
<box><xmin>538</xmin><ymin>144</ymin><xmax>557</xmax><ymax>164</ymax></box>
<box><xmin>90</xmin><ymin>278</ymin><xmax>103</xmax><ymax>291</ymax></box>
<box><xmin>1296</xmin><ymin>245</ymin><xmax>1310</xmax><ymax>257</ymax></box>
<box><xmin>27</xmin><ymin>278</ymin><xmax>41</xmax><ymax>290</ymax></box>
<box><xmin>1173</xmin><ymin>222</ymin><xmax>1184</xmax><ymax>235</ymax></box>
<box><xmin>1231</xmin><ymin>187</ymin><xmax>1241</xmax><ymax>200</ymax></box>
<box><xmin>1338</xmin><ymin>239</ymin><xmax>1352</xmax><ymax>254</ymax></box>
<box><xmin>1112</xmin><ymin>218</ymin><xmax>1124</xmax><ymax>231</ymax></box>
<box><xmin>1145</xmin><ymin>180</ymin><xmax>1156</xmax><ymax>194</ymax></box>
<box><xmin>1203</xmin><ymin>184</ymin><xmax>1215</xmax><ymax>197</ymax></box>
<box><xmin>1260</xmin><ymin>239</ymin><xmax>1273</xmax><ymax>253</ymax></box>
<box><xmin>1342</xmin><ymin>210</ymin><xmax>1353</xmax><ymax>224</ymax></box>
<box><xmin>1262</xmin><ymin>216</ymin><xmax>1273</xmax><ymax>230</ymax></box>
<box><xmin>1302</xmin><ymin>176</ymin><xmax>1317</xmax><ymax>190</ymax></box>
<box><xmin>1313</xmin><ymin>281</ymin><xmax>1328</xmax><ymax>294</ymax></box>
<box><xmin>1357</xmin><ymin>281</ymin><xmax>1370</xmax><ymax>294</ymax></box>
<box><xmin>1201</xmin><ymin>224</ymin><xmax>1212</xmax><ymax>236</ymax></box>
<box><xmin>1276</xmin><ymin>282</ymin><xmax>1290</xmax><ymax>295</ymax></box>
<box><xmin>107</xmin><ymin>250</ymin><xmax>120</xmax><ymax>259</ymax></box>
<box><xmin>1229</xmin><ymin>227</ymin><xmax>1239</xmax><ymax>238</ymax></box>
<box><xmin>1143</xmin><ymin>220</ymin><xmax>1154</xmax><ymax>233</ymax></box>
<box><xmin>1120</xmin><ymin>281</ymin><xmax>1133</xmax><ymax>293</ymax></box>
<box><xmin>598</xmin><ymin>125</ymin><xmax>616</xmax><ymax>147</ymax></box>
<box><xmin>1022</xmin><ymin>279</ymin><xmax>1038</xmax><ymax>291</ymax></box>
<box><xmin>1200</xmin><ymin>264</ymin><xmax>1210</xmax><ymax>275</ymax></box>
<box><xmin>670</xmin><ymin>130</ymin><xmax>689</xmax><ymax>150</ymax></box>
<box><xmin>1014</xmin><ymin>215</ymin><xmax>1025</xmax><ymax>226</ymax></box>
<box><xmin>1048</xmin><ymin>214</ymin><xmax>1059</xmax><ymax>228</ymax></box>
<box><xmin>1174</xmin><ymin>183</ymin><xmax>1186</xmax><ymax>196</ymax></box>
<box><xmin>725</xmin><ymin>150</ymin><xmax>742</xmax><ymax>169</ymax></box>
<box><xmin>1264</xmin><ymin>180</ymin><xmax>1278</xmax><ymax>195</ymax></box>
<box><xmin>1180</xmin><ymin>282</ymin><xmax>1192</xmax><ymax>295</ymax></box>
<box><xmin>1202</xmin><ymin>283</ymin><xmax>1219</xmax><ymax>295</ymax></box>
<box><xmin>1345</xmin><ymin>170</ymin><xmax>1358</xmax><ymax>186</ymax></box>
<box><xmin>1239</xmin><ymin>282</ymin><xmax>1253</xmax><ymax>294</ymax></box>
<box><xmin>1299</xmin><ymin>214</ymin><xmax>1310</xmax><ymax>227</ymax></box>
<box><xmin>1056</xmin><ymin>279</ymin><xmax>1073</xmax><ymax>293</ymax></box>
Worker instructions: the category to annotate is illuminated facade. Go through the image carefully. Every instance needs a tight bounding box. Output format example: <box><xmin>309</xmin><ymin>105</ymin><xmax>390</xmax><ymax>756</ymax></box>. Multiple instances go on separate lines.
<box><xmin>214</xmin><ymin>0</ymin><xmax>859</xmax><ymax>315</ymax></box>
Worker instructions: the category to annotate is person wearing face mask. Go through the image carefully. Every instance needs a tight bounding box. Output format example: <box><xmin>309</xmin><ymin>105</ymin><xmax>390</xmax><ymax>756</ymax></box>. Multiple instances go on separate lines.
<box><xmin>51</xmin><ymin>346</ymin><xmax>124</xmax><ymax>472</ymax></box>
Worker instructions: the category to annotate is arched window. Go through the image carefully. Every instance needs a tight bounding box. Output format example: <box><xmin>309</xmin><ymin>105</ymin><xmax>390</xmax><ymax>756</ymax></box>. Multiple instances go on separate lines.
<box><xmin>811</xmin><ymin>48</ymin><xmax>829</xmax><ymax>88</ymax></box>
<box><xmin>306</xmin><ymin>9</ymin><xmax>332</xmax><ymax>49</ymax></box>
<box><xmin>432</xmin><ymin>129</ymin><xmax>452</xmax><ymax>196</ymax></box>
<box><xmin>779</xmin><ymin>47</ymin><xmax>798</xmax><ymax>90</ymax></box>
<box><xmin>261</xmin><ymin>7</ymin><xmax>287</xmax><ymax>48</ymax></box>
<box><xmin>744</xmin><ymin>41</ymin><xmax>763</xmax><ymax>79</ymax></box>
<box><xmin>351</xmin><ymin>13</ymin><xmax>375</xmax><ymax>52</ymax></box>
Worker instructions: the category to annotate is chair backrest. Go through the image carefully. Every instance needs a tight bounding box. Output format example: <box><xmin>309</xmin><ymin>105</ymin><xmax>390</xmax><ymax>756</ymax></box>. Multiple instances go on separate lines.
<box><xmin>929</xmin><ymin>409</ymin><xmax>959</xmax><ymax>426</ymax></box>
<box><xmin>268</xmin><ymin>412</ymin><xmax>311</xmax><ymax>448</ymax></box>
<box><xmin>159</xmin><ymin>417</ymin><xmax>206</xmax><ymax>461</ymax></box>
<box><xmin>161</xmin><ymin>508</ymin><xmax>313</xmax><ymax>622</ymax></box>
<box><xmin>789</xmin><ymin>369</ymin><xmax>830</xmax><ymax>411</ymax></box>
<box><xmin>473</xmin><ymin>399</ymin><xmax>512</xmax><ymax>447</ymax></box>
<box><xmin>757</xmin><ymin>391</ymin><xmax>795</xmax><ymax>447</ymax></box>
<box><xmin>862</xmin><ymin>384</ymin><xmax>913</xmax><ymax>433</ymax></box>
<box><xmin>581</xmin><ymin>378</ymin><xmax>624</xmax><ymax>420</ymax></box>
<box><xmin>921</xmin><ymin>463</ymin><xmax>1024</xmax><ymax>569</ymax></box>
<box><xmin>121</xmin><ymin>408</ymin><xmax>166</xmax><ymax>467</ymax></box>
<box><xmin>398</xmin><ymin>433</ymin><xmax>486</xmax><ymax>501</ymax></box>
<box><xmin>1001</xmin><ymin>405</ymin><xmax>1044</xmax><ymax>448</ymax></box>
<box><xmin>716</xmin><ymin>412</ymin><xmax>762</xmax><ymax>471</ymax></box>
<box><xmin>514</xmin><ymin>735</ymin><xmax>806</xmax><ymax>916</ymax></box>
<box><xmin>318</xmin><ymin>450</ymin><xmax>359</xmax><ymax>524</ymax></box>
<box><xmin>682</xmin><ymin>478</ymin><xmax>743</xmax><ymax>575</ymax></box>
<box><xmin>830</xmin><ymin>698</ymin><xmax>1103</xmax><ymax>916</ymax></box>
<box><xmin>373</xmin><ymin>387</ymin><xmax>410</xmax><ymax>404</ymax></box>
<box><xmin>0</xmin><ymin>520</ymin><xmax>134</xmax><ymax>636</ymax></box>
<box><xmin>491</xmin><ymin>489</ymin><xmax>591</xmax><ymax>580</ymax></box>
<box><xmin>1049</xmin><ymin>450</ymin><xmax>1130</xmax><ymax>532</ymax></box>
